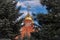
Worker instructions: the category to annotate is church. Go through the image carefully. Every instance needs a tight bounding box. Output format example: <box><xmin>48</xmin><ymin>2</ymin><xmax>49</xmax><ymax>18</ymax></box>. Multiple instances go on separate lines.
<box><xmin>14</xmin><ymin>12</ymin><xmax>40</xmax><ymax>40</ymax></box>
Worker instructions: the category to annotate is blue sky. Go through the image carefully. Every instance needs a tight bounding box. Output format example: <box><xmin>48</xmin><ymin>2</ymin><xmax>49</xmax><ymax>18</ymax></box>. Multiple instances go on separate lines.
<box><xmin>16</xmin><ymin>0</ymin><xmax>48</xmax><ymax>14</ymax></box>
<box><xmin>15</xmin><ymin>0</ymin><xmax>48</xmax><ymax>26</ymax></box>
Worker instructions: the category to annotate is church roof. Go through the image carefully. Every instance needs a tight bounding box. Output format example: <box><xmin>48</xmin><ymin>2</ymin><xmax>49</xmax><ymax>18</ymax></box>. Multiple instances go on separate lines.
<box><xmin>24</xmin><ymin>13</ymin><xmax>34</xmax><ymax>23</ymax></box>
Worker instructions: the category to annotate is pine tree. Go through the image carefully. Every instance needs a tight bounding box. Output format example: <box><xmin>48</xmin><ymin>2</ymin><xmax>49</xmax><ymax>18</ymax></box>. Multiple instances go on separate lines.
<box><xmin>35</xmin><ymin>0</ymin><xmax>60</xmax><ymax>40</ymax></box>
<box><xmin>0</xmin><ymin>0</ymin><xmax>20</xmax><ymax>38</ymax></box>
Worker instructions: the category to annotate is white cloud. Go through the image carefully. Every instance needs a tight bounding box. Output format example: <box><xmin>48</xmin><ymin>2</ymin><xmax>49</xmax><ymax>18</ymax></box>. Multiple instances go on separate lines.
<box><xmin>16</xmin><ymin>0</ymin><xmax>41</xmax><ymax>8</ymax></box>
<box><xmin>16</xmin><ymin>1</ymin><xmax>26</xmax><ymax>8</ymax></box>
<box><xmin>33</xmin><ymin>0</ymin><xmax>40</xmax><ymax>3</ymax></box>
<box><xmin>16</xmin><ymin>1</ymin><xmax>21</xmax><ymax>6</ymax></box>
<box><xmin>24</xmin><ymin>1</ymin><xmax>41</xmax><ymax>6</ymax></box>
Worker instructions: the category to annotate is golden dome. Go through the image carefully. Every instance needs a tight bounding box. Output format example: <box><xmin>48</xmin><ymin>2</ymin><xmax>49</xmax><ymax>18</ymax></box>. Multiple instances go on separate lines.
<box><xmin>24</xmin><ymin>13</ymin><xmax>34</xmax><ymax>23</ymax></box>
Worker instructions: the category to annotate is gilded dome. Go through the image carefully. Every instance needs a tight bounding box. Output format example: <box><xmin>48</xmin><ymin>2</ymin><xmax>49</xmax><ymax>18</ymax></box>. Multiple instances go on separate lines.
<box><xmin>24</xmin><ymin>13</ymin><xmax>34</xmax><ymax>23</ymax></box>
